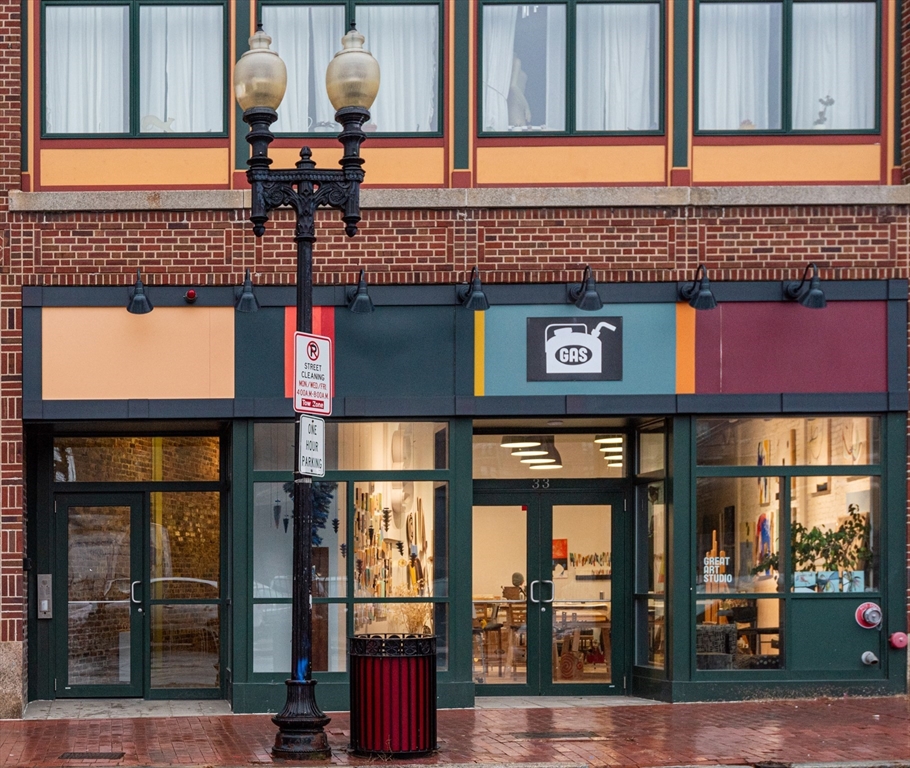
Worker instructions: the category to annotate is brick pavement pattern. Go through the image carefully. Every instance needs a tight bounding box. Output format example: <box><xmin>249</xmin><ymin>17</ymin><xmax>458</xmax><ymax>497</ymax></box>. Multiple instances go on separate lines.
<box><xmin>1</xmin><ymin>697</ymin><xmax>909</xmax><ymax>768</ymax></box>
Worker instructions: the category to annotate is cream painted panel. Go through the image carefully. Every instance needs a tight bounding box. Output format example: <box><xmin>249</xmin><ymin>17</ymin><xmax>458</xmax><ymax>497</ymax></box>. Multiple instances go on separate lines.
<box><xmin>42</xmin><ymin>307</ymin><xmax>234</xmax><ymax>400</ymax></box>
<box><xmin>476</xmin><ymin>145</ymin><xmax>666</xmax><ymax>185</ymax></box>
<box><xmin>693</xmin><ymin>144</ymin><xmax>881</xmax><ymax>184</ymax></box>
<box><xmin>270</xmin><ymin>146</ymin><xmax>445</xmax><ymax>186</ymax></box>
<box><xmin>40</xmin><ymin>148</ymin><xmax>229</xmax><ymax>187</ymax></box>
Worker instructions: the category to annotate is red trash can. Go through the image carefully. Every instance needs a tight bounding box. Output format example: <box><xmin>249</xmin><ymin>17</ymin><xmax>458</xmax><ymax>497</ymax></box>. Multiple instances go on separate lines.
<box><xmin>349</xmin><ymin>634</ymin><xmax>437</xmax><ymax>757</ymax></box>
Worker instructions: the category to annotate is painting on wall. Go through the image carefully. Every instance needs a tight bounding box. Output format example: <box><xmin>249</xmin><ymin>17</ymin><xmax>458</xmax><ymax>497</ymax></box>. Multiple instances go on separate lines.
<box><xmin>806</xmin><ymin>419</ymin><xmax>831</xmax><ymax>495</ymax></box>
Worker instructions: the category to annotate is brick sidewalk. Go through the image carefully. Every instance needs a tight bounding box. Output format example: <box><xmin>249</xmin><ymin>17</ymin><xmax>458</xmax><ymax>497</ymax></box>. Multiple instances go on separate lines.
<box><xmin>1</xmin><ymin>696</ymin><xmax>908</xmax><ymax>768</ymax></box>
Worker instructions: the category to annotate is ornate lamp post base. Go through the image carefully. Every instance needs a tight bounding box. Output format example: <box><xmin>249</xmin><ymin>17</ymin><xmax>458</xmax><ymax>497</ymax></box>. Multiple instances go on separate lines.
<box><xmin>271</xmin><ymin>680</ymin><xmax>332</xmax><ymax>759</ymax></box>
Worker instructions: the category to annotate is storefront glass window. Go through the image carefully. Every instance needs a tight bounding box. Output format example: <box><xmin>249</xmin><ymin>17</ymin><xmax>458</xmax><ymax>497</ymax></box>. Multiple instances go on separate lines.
<box><xmin>352</xmin><ymin>481</ymin><xmax>447</xmax><ymax>600</ymax></box>
<box><xmin>639</xmin><ymin>482</ymin><xmax>667</xmax><ymax>595</ymax></box>
<box><xmin>696</xmin><ymin>477</ymin><xmax>781</xmax><ymax>593</ymax></box>
<box><xmin>253</xmin><ymin>603</ymin><xmax>347</xmax><ymax>673</ymax></box>
<box><xmin>253</xmin><ymin>481</ymin><xmax>347</xmax><ymax>599</ymax></box>
<box><xmin>791</xmin><ymin>476</ymin><xmax>879</xmax><ymax>594</ymax></box>
<box><xmin>635</xmin><ymin>598</ymin><xmax>665</xmax><ymax>668</ymax></box>
<box><xmin>53</xmin><ymin>436</ymin><xmax>220</xmax><ymax>482</ymax></box>
<box><xmin>696</xmin><ymin>417</ymin><xmax>880</xmax><ymax>466</ymax></box>
<box><xmin>696</xmin><ymin>598</ymin><xmax>781</xmax><ymax>671</ymax></box>
<box><xmin>253</xmin><ymin>421</ymin><xmax>449</xmax><ymax>472</ymax></box>
<box><xmin>639</xmin><ymin>431</ymin><xmax>665</xmax><ymax>475</ymax></box>
<box><xmin>472</xmin><ymin>433</ymin><xmax>626</xmax><ymax>479</ymax></box>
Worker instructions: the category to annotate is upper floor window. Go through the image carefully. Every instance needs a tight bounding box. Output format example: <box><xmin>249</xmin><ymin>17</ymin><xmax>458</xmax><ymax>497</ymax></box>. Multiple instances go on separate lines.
<box><xmin>43</xmin><ymin>1</ymin><xmax>226</xmax><ymax>136</ymax></box>
<box><xmin>261</xmin><ymin>1</ymin><xmax>440</xmax><ymax>134</ymax></box>
<box><xmin>480</xmin><ymin>1</ymin><xmax>662</xmax><ymax>134</ymax></box>
<box><xmin>697</xmin><ymin>0</ymin><xmax>877</xmax><ymax>132</ymax></box>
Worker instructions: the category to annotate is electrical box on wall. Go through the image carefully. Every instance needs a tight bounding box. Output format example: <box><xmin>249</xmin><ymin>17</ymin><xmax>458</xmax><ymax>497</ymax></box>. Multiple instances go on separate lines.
<box><xmin>37</xmin><ymin>574</ymin><xmax>52</xmax><ymax>619</ymax></box>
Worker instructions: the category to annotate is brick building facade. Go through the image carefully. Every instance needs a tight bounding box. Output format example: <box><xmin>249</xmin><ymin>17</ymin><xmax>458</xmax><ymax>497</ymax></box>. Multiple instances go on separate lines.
<box><xmin>0</xmin><ymin>0</ymin><xmax>908</xmax><ymax>717</ymax></box>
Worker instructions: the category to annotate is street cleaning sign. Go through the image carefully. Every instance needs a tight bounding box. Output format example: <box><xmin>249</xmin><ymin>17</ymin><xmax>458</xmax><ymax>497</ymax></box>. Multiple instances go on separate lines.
<box><xmin>299</xmin><ymin>416</ymin><xmax>325</xmax><ymax>477</ymax></box>
<box><xmin>293</xmin><ymin>332</ymin><xmax>332</xmax><ymax>415</ymax></box>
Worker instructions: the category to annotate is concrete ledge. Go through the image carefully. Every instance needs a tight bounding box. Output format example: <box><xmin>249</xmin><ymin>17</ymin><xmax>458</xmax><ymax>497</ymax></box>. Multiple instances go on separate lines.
<box><xmin>8</xmin><ymin>185</ymin><xmax>910</xmax><ymax>213</ymax></box>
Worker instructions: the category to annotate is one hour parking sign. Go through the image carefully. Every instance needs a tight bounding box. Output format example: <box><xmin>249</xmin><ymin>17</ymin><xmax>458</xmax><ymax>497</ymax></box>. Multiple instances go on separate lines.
<box><xmin>293</xmin><ymin>332</ymin><xmax>332</xmax><ymax>415</ymax></box>
<box><xmin>299</xmin><ymin>416</ymin><xmax>325</xmax><ymax>477</ymax></box>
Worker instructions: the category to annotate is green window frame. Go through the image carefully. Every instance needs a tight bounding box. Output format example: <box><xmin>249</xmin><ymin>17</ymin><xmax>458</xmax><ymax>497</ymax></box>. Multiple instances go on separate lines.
<box><xmin>257</xmin><ymin>0</ymin><xmax>444</xmax><ymax>137</ymax></box>
<box><xmin>692</xmin><ymin>415</ymin><xmax>885</xmax><ymax>674</ymax></box>
<box><xmin>41</xmin><ymin>0</ymin><xmax>229</xmax><ymax>138</ymax></box>
<box><xmin>248</xmin><ymin>420</ymin><xmax>454</xmax><ymax>680</ymax></box>
<box><xmin>695</xmin><ymin>0</ymin><xmax>882</xmax><ymax>135</ymax></box>
<box><xmin>478</xmin><ymin>0</ymin><xmax>666</xmax><ymax>137</ymax></box>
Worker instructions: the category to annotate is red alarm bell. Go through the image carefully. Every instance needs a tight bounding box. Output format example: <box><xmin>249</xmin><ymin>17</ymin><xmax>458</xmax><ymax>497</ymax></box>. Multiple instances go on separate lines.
<box><xmin>889</xmin><ymin>632</ymin><xmax>908</xmax><ymax>649</ymax></box>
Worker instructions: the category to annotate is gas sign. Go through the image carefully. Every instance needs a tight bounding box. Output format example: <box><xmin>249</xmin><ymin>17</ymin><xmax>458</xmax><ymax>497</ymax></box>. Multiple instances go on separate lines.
<box><xmin>526</xmin><ymin>317</ymin><xmax>623</xmax><ymax>381</ymax></box>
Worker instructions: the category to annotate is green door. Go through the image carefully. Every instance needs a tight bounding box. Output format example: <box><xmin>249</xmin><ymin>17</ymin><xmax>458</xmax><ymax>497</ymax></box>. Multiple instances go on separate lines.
<box><xmin>55</xmin><ymin>493</ymin><xmax>145</xmax><ymax>697</ymax></box>
<box><xmin>472</xmin><ymin>488</ymin><xmax>627</xmax><ymax>695</ymax></box>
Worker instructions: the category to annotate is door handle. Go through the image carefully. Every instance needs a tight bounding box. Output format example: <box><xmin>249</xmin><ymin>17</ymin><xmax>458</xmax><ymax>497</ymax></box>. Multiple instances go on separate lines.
<box><xmin>529</xmin><ymin>580</ymin><xmax>540</xmax><ymax>604</ymax></box>
<box><xmin>543</xmin><ymin>579</ymin><xmax>555</xmax><ymax>603</ymax></box>
<box><xmin>130</xmin><ymin>580</ymin><xmax>141</xmax><ymax>605</ymax></box>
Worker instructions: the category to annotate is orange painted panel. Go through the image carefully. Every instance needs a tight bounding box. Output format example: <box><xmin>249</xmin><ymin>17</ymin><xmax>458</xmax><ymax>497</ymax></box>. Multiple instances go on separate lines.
<box><xmin>42</xmin><ymin>307</ymin><xmax>234</xmax><ymax>400</ymax></box>
<box><xmin>476</xmin><ymin>145</ymin><xmax>666</xmax><ymax>185</ymax></box>
<box><xmin>40</xmin><ymin>148</ymin><xmax>230</xmax><ymax>187</ymax></box>
<box><xmin>270</xmin><ymin>146</ymin><xmax>445</xmax><ymax>186</ymax></box>
<box><xmin>675</xmin><ymin>302</ymin><xmax>696</xmax><ymax>394</ymax></box>
<box><xmin>692</xmin><ymin>144</ymin><xmax>881</xmax><ymax>184</ymax></box>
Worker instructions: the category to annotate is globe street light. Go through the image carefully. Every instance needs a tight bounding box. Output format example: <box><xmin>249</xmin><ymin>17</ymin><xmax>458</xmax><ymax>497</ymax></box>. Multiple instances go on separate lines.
<box><xmin>234</xmin><ymin>23</ymin><xmax>379</xmax><ymax>760</ymax></box>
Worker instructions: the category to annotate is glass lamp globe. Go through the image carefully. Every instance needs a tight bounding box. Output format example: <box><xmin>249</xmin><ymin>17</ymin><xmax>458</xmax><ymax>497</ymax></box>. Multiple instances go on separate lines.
<box><xmin>325</xmin><ymin>26</ymin><xmax>380</xmax><ymax>111</ymax></box>
<box><xmin>234</xmin><ymin>27</ymin><xmax>287</xmax><ymax>112</ymax></box>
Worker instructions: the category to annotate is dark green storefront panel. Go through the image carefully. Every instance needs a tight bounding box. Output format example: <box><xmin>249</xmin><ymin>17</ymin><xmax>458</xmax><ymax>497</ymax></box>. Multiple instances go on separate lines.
<box><xmin>335</xmin><ymin>306</ymin><xmax>457</xmax><ymax>398</ymax></box>
<box><xmin>789</xmin><ymin>599</ymin><xmax>885</xmax><ymax>676</ymax></box>
<box><xmin>236</xmin><ymin>308</ymin><xmax>286</xmax><ymax>399</ymax></box>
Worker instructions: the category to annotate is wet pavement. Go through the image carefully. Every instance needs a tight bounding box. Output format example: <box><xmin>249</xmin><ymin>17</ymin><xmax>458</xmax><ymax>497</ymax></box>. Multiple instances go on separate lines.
<box><xmin>1</xmin><ymin>695</ymin><xmax>908</xmax><ymax>768</ymax></box>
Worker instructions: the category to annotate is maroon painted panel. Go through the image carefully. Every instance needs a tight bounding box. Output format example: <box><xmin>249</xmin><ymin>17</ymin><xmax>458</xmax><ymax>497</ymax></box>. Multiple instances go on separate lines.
<box><xmin>696</xmin><ymin>302</ymin><xmax>887</xmax><ymax>394</ymax></box>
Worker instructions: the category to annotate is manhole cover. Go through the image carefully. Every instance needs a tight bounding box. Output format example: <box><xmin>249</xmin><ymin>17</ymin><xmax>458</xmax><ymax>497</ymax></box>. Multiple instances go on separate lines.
<box><xmin>514</xmin><ymin>731</ymin><xmax>599</xmax><ymax>740</ymax></box>
<box><xmin>59</xmin><ymin>752</ymin><xmax>125</xmax><ymax>760</ymax></box>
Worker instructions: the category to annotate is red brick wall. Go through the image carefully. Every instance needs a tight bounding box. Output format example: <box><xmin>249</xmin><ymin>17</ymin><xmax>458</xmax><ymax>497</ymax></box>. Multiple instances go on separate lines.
<box><xmin>903</xmin><ymin>0</ymin><xmax>910</xmax><ymax>182</ymax></box>
<box><xmin>0</xmin><ymin>0</ymin><xmax>23</xmax><ymax>662</ymax></box>
<box><xmin>9</xmin><ymin>205</ymin><xmax>908</xmax><ymax>288</ymax></box>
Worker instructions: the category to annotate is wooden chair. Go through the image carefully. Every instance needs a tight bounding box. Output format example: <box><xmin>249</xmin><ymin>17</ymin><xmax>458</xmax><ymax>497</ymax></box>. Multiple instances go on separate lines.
<box><xmin>505</xmin><ymin>603</ymin><xmax>527</xmax><ymax>673</ymax></box>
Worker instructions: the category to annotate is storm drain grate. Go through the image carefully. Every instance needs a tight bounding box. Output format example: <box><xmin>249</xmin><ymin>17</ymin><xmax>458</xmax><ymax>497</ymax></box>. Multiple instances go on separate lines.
<box><xmin>514</xmin><ymin>731</ymin><xmax>599</xmax><ymax>740</ymax></box>
<box><xmin>59</xmin><ymin>752</ymin><xmax>125</xmax><ymax>760</ymax></box>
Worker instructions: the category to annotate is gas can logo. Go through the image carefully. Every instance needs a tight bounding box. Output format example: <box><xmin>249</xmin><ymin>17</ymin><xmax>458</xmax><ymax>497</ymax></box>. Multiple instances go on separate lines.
<box><xmin>545</xmin><ymin>323</ymin><xmax>616</xmax><ymax>374</ymax></box>
<box><xmin>527</xmin><ymin>316</ymin><xmax>623</xmax><ymax>382</ymax></box>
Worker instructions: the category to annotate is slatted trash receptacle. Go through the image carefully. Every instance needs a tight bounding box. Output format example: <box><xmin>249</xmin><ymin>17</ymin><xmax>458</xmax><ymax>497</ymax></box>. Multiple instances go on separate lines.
<box><xmin>349</xmin><ymin>633</ymin><xmax>437</xmax><ymax>757</ymax></box>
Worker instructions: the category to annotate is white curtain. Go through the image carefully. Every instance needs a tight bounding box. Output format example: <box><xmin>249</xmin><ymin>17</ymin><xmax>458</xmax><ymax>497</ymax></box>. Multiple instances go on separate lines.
<box><xmin>698</xmin><ymin>3</ymin><xmax>782</xmax><ymax>130</ymax></box>
<box><xmin>481</xmin><ymin>5</ymin><xmax>518</xmax><ymax>131</ymax></box>
<box><xmin>543</xmin><ymin>5</ymin><xmax>566</xmax><ymax>130</ymax></box>
<box><xmin>139</xmin><ymin>5</ymin><xmax>224</xmax><ymax>133</ymax></box>
<box><xmin>358</xmin><ymin>5</ymin><xmax>439</xmax><ymax>132</ymax></box>
<box><xmin>263</xmin><ymin>5</ymin><xmax>344</xmax><ymax>133</ymax></box>
<box><xmin>45</xmin><ymin>5</ymin><xmax>129</xmax><ymax>134</ymax></box>
<box><xmin>576</xmin><ymin>3</ymin><xmax>659</xmax><ymax>131</ymax></box>
<box><xmin>482</xmin><ymin>4</ymin><xmax>565</xmax><ymax>131</ymax></box>
<box><xmin>792</xmin><ymin>2</ymin><xmax>875</xmax><ymax>130</ymax></box>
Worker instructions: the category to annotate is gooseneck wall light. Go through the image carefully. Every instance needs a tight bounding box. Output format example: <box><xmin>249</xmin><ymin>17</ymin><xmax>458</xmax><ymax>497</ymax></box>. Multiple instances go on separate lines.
<box><xmin>234</xmin><ymin>22</ymin><xmax>379</xmax><ymax>760</ymax></box>
<box><xmin>235</xmin><ymin>268</ymin><xmax>261</xmax><ymax>313</ymax></box>
<box><xmin>678</xmin><ymin>264</ymin><xmax>718</xmax><ymax>310</ymax></box>
<box><xmin>568</xmin><ymin>264</ymin><xmax>604</xmax><ymax>311</ymax></box>
<box><xmin>126</xmin><ymin>270</ymin><xmax>153</xmax><ymax>314</ymax></box>
<box><xmin>458</xmin><ymin>266</ymin><xmax>490</xmax><ymax>310</ymax></box>
<box><xmin>784</xmin><ymin>262</ymin><xmax>827</xmax><ymax>309</ymax></box>
<box><xmin>346</xmin><ymin>269</ymin><xmax>374</xmax><ymax>314</ymax></box>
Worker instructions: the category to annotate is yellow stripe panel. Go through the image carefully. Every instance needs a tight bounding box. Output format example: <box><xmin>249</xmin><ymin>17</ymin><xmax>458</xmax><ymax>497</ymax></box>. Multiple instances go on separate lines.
<box><xmin>474</xmin><ymin>311</ymin><xmax>485</xmax><ymax>396</ymax></box>
<box><xmin>693</xmin><ymin>144</ymin><xmax>880</xmax><ymax>184</ymax></box>
<box><xmin>676</xmin><ymin>302</ymin><xmax>696</xmax><ymax>394</ymax></box>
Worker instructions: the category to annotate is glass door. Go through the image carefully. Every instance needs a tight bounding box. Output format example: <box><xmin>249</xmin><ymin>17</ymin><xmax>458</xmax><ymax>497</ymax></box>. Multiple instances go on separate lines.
<box><xmin>55</xmin><ymin>494</ymin><xmax>144</xmax><ymax>697</ymax></box>
<box><xmin>472</xmin><ymin>490</ymin><xmax>626</xmax><ymax>695</ymax></box>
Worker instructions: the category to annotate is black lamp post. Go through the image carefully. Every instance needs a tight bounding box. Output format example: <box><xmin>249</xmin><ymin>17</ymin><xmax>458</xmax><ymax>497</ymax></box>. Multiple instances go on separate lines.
<box><xmin>234</xmin><ymin>23</ymin><xmax>379</xmax><ymax>760</ymax></box>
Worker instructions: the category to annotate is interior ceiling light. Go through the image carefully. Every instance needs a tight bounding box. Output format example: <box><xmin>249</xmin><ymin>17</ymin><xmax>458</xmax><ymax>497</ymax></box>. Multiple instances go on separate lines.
<box><xmin>530</xmin><ymin>441</ymin><xmax>562</xmax><ymax>469</ymax></box>
<box><xmin>512</xmin><ymin>446</ymin><xmax>548</xmax><ymax>457</ymax></box>
<box><xmin>501</xmin><ymin>436</ymin><xmax>542</xmax><ymax>449</ymax></box>
<box><xmin>606</xmin><ymin>461</ymin><xmax>624</xmax><ymax>468</ymax></box>
<box><xmin>600</xmin><ymin>446</ymin><xmax>623</xmax><ymax>453</ymax></box>
<box><xmin>594</xmin><ymin>435</ymin><xmax>623</xmax><ymax>444</ymax></box>
<box><xmin>521</xmin><ymin>456</ymin><xmax>556</xmax><ymax>464</ymax></box>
